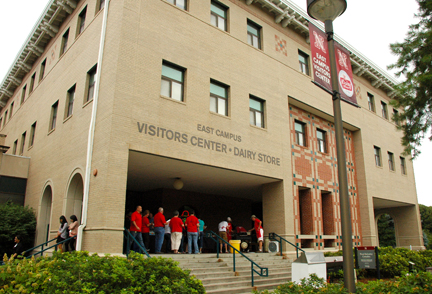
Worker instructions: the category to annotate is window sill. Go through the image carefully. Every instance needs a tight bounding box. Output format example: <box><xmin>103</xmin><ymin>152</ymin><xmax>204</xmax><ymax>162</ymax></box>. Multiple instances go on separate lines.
<box><xmin>27</xmin><ymin>145</ymin><xmax>33</xmax><ymax>151</ymax></box>
<box><xmin>160</xmin><ymin>95</ymin><xmax>186</xmax><ymax>105</ymax></box>
<box><xmin>63</xmin><ymin>115</ymin><xmax>73</xmax><ymax>124</ymax></box>
<box><xmin>294</xmin><ymin>143</ymin><xmax>308</xmax><ymax>149</ymax></box>
<box><xmin>210</xmin><ymin>111</ymin><xmax>230</xmax><ymax>119</ymax></box>
<box><xmin>83</xmin><ymin>99</ymin><xmax>93</xmax><ymax>109</ymax></box>
<box><xmin>47</xmin><ymin>128</ymin><xmax>55</xmax><ymax>136</ymax></box>
<box><xmin>249</xmin><ymin>124</ymin><xmax>266</xmax><ymax>131</ymax></box>
<box><xmin>375</xmin><ymin>164</ymin><xmax>383</xmax><ymax>169</ymax></box>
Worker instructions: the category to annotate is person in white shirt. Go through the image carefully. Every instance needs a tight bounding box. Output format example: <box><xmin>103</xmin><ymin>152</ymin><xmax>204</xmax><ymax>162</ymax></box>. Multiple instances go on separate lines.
<box><xmin>218</xmin><ymin>220</ymin><xmax>229</xmax><ymax>253</ymax></box>
<box><xmin>164</xmin><ymin>219</ymin><xmax>171</xmax><ymax>253</ymax></box>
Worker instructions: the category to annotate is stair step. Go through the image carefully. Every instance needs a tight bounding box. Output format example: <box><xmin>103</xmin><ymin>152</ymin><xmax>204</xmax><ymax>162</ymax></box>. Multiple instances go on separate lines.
<box><xmin>204</xmin><ymin>277</ymin><xmax>290</xmax><ymax>291</ymax></box>
<box><xmin>205</xmin><ymin>281</ymin><xmax>288</xmax><ymax>294</ymax></box>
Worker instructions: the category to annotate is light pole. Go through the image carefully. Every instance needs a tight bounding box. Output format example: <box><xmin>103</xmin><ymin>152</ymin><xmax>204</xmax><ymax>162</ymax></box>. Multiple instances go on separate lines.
<box><xmin>306</xmin><ymin>0</ymin><xmax>356</xmax><ymax>292</ymax></box>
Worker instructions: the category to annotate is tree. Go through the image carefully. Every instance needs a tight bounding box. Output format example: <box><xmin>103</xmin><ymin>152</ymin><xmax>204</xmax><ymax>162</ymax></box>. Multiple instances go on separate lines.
<box><xmin>388</xmin><ymin>0</ymin><xmax>432</xmax><ymax>158</ymax></box>
<box><xmin>377</xmin><ymin>214</ymin><xmax>396</xmax><ymax>248</ymax></box>
<box><xmin>419</xmin><ymin>204</ymin><xmax>432</xmax><ymax>249</ymax></box>
<box><xmin>0</xmin><ymin>201</ymin><xmax>36</xmax><ymax>257</ymax></box>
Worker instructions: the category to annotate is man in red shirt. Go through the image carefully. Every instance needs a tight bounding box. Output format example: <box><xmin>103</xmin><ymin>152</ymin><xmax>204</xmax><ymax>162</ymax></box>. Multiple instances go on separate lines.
<box><xmin>154</xmin><ymin>207</ymin><xmax>168</xmax><ymax>254</ymax></box>
<box><xmin>186</xmin><ymin>211</ymin><xmax>200</xmax><ymax>254</ymax></box>
<box><xmin>169</xmin><ymin>211</ymin><xmax>184</xmax><ymax>254</ymax></box>
<box><xmin>141</xmin><ymin>210</ymin><xmax>151</xmax><ymax>251</ymax></box>
<box><xmin>249</xmin><ymin>215</ymin><xmax>264</xmax><ymax>252</ymax></box>
<box><xmin>130</xmin><ymin>206</ymin><xmax>145</xmax><ymax>252</ymax></box>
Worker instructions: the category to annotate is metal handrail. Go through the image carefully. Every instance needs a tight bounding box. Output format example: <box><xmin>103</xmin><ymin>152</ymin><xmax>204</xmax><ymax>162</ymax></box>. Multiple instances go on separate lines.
<box><xmin>124</xmin><ymin>228</ymin><xmax>151</xmax><ymax>258</ymax></box>
<box><xmin>24</xmin><ymin>237</ymin><xmax>57</xmax><ymax>257</ymax></box>
<box><xmin>269</xmin><ymin>232</ymin><xmax>305</xmax><ymax>258</ymax></box>
<box><xmin>26</xmin><ymin>236</ymin><xmax>76</xmax><ymax>258</ymax></box>
<box><xmin>206</xmin><ymin>230</ymin><xmax>268</xmax><ymax>287</ymax></box>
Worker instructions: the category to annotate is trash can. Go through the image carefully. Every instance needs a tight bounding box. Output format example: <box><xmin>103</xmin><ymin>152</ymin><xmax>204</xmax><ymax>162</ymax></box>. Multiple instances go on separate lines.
<box><xmin>291</xmin><ymin>252</ymin><xmax>326</xmax><ymax>283</ymax></box>
<box><xmin>229</xmin><ymin>240</ymin><xmax>241</xmax><ymax>253</ymax></box>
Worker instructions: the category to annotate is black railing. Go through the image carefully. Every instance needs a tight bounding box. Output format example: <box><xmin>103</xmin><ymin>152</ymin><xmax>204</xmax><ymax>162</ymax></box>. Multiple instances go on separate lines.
<box><xmin>124</xmin><ymin>229</ymin><xmax>151</xmax><ymax>258</ymax></box>
<box><xmin>268</xmin><ymin>232</ymin><xmax>305</xmax><ymax>258</ymax></box>
<box><xmin>25</xmin><ymin>236</ymin><xmax>76</xmax><ymax>258</ymax></box>
<box><xmin>206</xmin><ymin>231</ymin><xmax>268</xmax><ymax>287</ymax></box>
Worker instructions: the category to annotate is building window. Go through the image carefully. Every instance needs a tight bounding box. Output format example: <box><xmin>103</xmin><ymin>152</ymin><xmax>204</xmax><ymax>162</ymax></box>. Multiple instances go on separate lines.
<box><xmin>298</xmin><ymin>51</ymin><xmax>309</xmax><ymax>75</ymax></box>
<box><xmin>317</xmin><ymin>129</ymin><xmax>326</xmax><ymax>153</ymax></box>
<box><xmin>211</xmin><ymin>1</ymin><xmax>227</xmax><ymax>31</ymax></box>
<box><xmin>4</xmin><ymin>111</ymin><xmax>7</xmax><ymax>125</ymax></box>
<box><xmin>9</xmin><ymin>102</ymin><xmax>14</xmax><ymax>120</ymax></box>
<box><xmin>388</xmin><ymin>152</ymin><xmax>394</xmax><ymax>171</ymax></box>
<box><xmin>381</xmin><ymin>101</ymin><xmax>388</xmax><ymax>119</ymax></box>
<box><xmin>97</xmin><ymin>0</ymin><xmax>105</xmax><ymax>11</ymax></box>
<box><xmin>29</xmin><ymin>122</ymin><xmax>36</xmax><ymax>148</ymax></box>
<box><xmin>367</xmin><ymin>93</ymin><xmax>375</xmax><ymax>112</ymax></box>
<box><xmin>21</xmin><ymin>85</ymin><xmax>27</xmax><ymax>104</ymax></box>
<box><xmin>393</xmin><ymin>109</ymin><xmax>400</xmax><ymax>126</ymax></box>
<box><xmin>249</xmin><ymin>96</ymin><xmax>264</xmax><ymax>128</ymax></box>
<box><xmin>0</xmin><ymin>118</ymin><xmax>2</xmax><ymax>129</ymax></box>
<box><xmin>40</xmin><ymin>59</ymin><xmax>46</xmax><ymax>82</ymax></box>
<box><xmin>77</xmin><ymin>7</ymin><xmax>87</xmax><ymax>36</ymax></box>
<box><xmin>12</xmin><ymin>140</ymin><xmax>17</xmax><ymax>155</ymax></box>
<box><xmin>400</xmin><ymin>157</ymin><xmax>406</xmax><ymax>175</ymax></box>
<box><xmin>66</xmin><ymin>85</ymin><xmax>76</xmax><ymax>118</ymax></box>
<box><xmin>210</xmin><ymin>81</ymin><xmax>228</xmax><ymax>116</ymax></box>
<box><xmin>20</xmin><ymin>132</ymin><xmax>26</xmax><ymax>155</ymax></box>
<box><xmin>160</xmin><ymin>62</ymin><xmax>184</xmax><ymax>101</ymax></box>
<box><xmin>86</xmin><ymin>65</ymin><xmax>97</xmax><ymax>102</ymax></box>
<box><xmin>49</xmin><ymin>101</ymin><xmax>59</xmax><ymax>131</ymax></box>
<box><xmin>247</xmin><ymin>20</ymin><xmax>261</xmax><ymax>49</ymax></box>
<box><xmin>295</xmin><ymin>121</ymin><xmax>306</xmax><ymax>147</ymax></box>
<box><xmin>374</xmin><ymin>146</ymin><xmax>381</xmax><ymax>167</ymax></box>
<box><xmin>60</xmin><ymin>29</ymin><xmax>69</xmax><ymax>55</ymax></box>
<box><xmin>166</xmin><ymin>0</ymin><xmax>186</xmax><ymax>10</ymax></box>
<box><xmin>30</xmin><ymin>73</ymin><xmax>36</xmax><ymax>93</ymax></box>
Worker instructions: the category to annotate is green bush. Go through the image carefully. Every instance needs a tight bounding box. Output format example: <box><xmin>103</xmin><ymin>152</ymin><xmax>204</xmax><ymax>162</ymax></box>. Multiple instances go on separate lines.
<box><xmin>0</xmin><ymin>201</ymin><xmax>36</xmax><ymax>257</ymax></box>
<box><xmin>254</xmin><ymin>272</ymin><xmax>432</xmax><ymax>294</ymax></box>
<box><xmin>0</xmin><ymin>251</ymin><xmax>205</xmax><ymax>294</ymax></box>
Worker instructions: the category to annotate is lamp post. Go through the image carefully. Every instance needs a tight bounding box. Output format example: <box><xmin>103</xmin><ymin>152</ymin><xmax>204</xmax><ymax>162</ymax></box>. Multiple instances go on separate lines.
<box><xmin>306</xmin><ymin>0</ymin><xmax>356</xmax><ymax>292</ymax></box>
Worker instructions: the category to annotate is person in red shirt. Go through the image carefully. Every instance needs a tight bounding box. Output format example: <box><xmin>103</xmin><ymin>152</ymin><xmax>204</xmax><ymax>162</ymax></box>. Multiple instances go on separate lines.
<box><xmin>227</xmin><ymin>217</ymin><xmax>233</xmax><ymax>242</ymax></box>
<box><xmin>154</xmin><ymin>207</ymin><xmax>168</xmax><ymax>253</ymax></box>
<box><xmin>186</xmin><ymin>211</ymin><xmax>200</xmax><ymax>254</ymax></box>
<box><xmin>169</xmin><ymin>211</ymin><xmax>184</xmax><ymax>254</ymax></box>
<box><xmin>249</xmin><ymin>215</ymin><xmax>264</xmax><ymax>252</ymax></box>
<box><xmin>141</xmin><ymin>210</ymin><xmax>151</xmax><ymax>251</ymax></box>
<box><xmin>130</xmin><ymin>206</ymin><xmax>145</xmax><ymax>252</ymax></box>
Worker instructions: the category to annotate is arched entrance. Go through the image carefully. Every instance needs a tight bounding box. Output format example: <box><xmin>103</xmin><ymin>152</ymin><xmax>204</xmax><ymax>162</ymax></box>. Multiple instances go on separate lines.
<box><xmin>65</xmin><ymin>173</ymin><xmax>83</xmax><ymax>222</ymax></box>
<box><xmin>36</xmin><ymin>185</ymin><xmax>53</xmax><ymax>245</ymax></box>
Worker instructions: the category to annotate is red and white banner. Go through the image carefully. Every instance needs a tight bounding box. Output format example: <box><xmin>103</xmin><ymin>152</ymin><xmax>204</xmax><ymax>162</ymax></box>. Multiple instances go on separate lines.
<box><xmin>308</xmin><ymin>23</ymin><xmax>332</xmax><ymax>92</ymax></box>
<box><xmin>308</xmin><ymin>23</ymin><xmax>358</xmax><ymax>106</ymax></box>
<box><xmin>334</xmin><ymin>42</ymin><xmax>357</xmax><ymax>105</ymax></box>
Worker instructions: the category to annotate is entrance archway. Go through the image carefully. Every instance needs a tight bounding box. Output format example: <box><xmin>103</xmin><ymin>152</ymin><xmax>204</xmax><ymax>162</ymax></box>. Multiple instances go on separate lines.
<box><xmin>376</xmin><ymin>213</ymin><xmax>396</xmax><ymax>247</ymax></box>
<box><xmin>36</xmin><ymin>185</ymin><xmax>53</xmax><ymax>245</ymax></box>
<box><xmin>65</xmin><ymin>173</ymin><xmax>83</xmax><ymax>222</ymax></box>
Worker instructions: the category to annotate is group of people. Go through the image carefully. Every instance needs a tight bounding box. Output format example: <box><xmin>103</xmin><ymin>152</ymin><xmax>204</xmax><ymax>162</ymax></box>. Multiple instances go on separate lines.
<box><xmin>129</xmin><ymin>206</ymin><xmax>205</xmax><ymax>254</ymax></box>
<box><xmin>55</xmin><ymin>215</ymin><xmax>79</xmax><ymax>252</ymax></box>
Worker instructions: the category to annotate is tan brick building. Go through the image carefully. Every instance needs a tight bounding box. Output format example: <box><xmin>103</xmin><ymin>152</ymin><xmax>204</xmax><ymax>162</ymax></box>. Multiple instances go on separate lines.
<box><xmin>0</xmin><ymin>0</ymin><xmax>423</xmax><ymax>254</ymax></box>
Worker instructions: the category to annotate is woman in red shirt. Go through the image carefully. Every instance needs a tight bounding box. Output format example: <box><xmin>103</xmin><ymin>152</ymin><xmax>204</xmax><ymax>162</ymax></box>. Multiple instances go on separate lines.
<box><xmin>169</xmin><ymin>211</ymin><xmax>184</xmax><ymax>254</ymax></box>
<box><xmin>186</xmin><ymin>211</ymin><xmax>199</xmax><ymax>254</ymax></box>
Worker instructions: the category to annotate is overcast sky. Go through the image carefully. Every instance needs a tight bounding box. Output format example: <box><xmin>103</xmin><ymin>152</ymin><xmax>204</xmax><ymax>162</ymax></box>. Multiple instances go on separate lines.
<box><xmin>0</xmin><ymin>0</ymin><xmax>430</xmax><ymax>206</ymax></box>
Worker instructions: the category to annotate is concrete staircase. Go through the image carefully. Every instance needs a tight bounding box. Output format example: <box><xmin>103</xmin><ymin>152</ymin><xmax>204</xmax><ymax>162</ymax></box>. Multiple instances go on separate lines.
<box><xmin>167</xmin><ymin>252</ymin><xmax>293</xmax><ymax>294</ymax></box>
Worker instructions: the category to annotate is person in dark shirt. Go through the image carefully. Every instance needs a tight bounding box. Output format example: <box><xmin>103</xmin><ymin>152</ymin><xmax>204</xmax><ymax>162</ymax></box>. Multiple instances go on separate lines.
<box><xmin>12</xmin><ymin>235</ymin><xmax>24</xmax><ymax>259</ymax></box>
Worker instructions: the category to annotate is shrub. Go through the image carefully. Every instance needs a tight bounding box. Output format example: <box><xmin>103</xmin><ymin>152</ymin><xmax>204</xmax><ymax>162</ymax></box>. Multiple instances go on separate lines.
<box><xmin>0</xmin><ymin>251</ymin><xmax>205</xmax><ymax>293</ymax></box>
<box><xmin>0</xmin><ymin>201</ymin><xmax>36</xmax><ymax>257</ymax></box>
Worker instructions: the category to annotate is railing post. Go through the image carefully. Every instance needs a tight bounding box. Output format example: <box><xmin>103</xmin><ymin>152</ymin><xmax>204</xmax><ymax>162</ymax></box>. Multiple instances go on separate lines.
<box><xmin>217</xmin><ymin>239</ymin><xmax>219</xmax><ymax>258</ymax></box>
<box><xmin>126</xmin><ymin>232</ymin><xmax>130</xmax><ymax>258</ymax></box>
<box><xmin>279</xmin><ymin>237</ymin><xmax>282</xmax><ymax>256</ymax></box>
<box><xmin>251</xmin><ymin>263</ymin><xmax>254</xmax><ymax>287</ymax></box>
<box><xmin>233</xmin><ymin>250</ymin><xmax>236</xmax><ymax>272</ymax></box>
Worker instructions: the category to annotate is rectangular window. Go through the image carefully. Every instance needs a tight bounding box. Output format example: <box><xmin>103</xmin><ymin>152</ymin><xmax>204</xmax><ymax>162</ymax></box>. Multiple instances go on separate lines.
<box><xmin>77</xmin><ymin>7</ymin><xmax>87</xmax><ymax>35</ymax></box>
<box><xmin>317</xmin><ymin>129</ymin><xmax>326</xmax><ymax>153</ymax></box>
<box><xmin>381</xmin><ymin>101</ymin><xmax>388</xmax><ymax>119</ymax></box>
<box><xmin>12</xmin><ymin>140</ymin><xmax>17</xmax><ymax>155</ymax></box>
<box><xmin>99</xmin><ymin>0</ymin><xmax>105</xmax><ymax>10</ymax></box>
<box><xmin>49</xmin><ymin>101</ymin><xmax>59</xmax><ymax>131</ymax></box>
<box><xmin>295</xmin><ymin>121</ymin><xmax>306</xmax><ymax>147</ymax></box>
<box><xmin>66</xmin><ymin>85</ymin><xmax>76</xmax><ymax>118</ymax></box>
<box><xmin>166</xmin><ymin>0</ymin><xmax>186</xmax><ymax>10</ymax></box>
<box><xmin>210</xmin><ymin>81</ymin><xmax>228</xmax><ymax>116</ymax></box>
<box><xmin>298</xmin><ymin>51</ymin><xmax>309</xmax><ymax>75</ymax></box>
<box><xmin>249</xmin><ymin>96</ymin><xmax>264</xmax><ymax>128</ymax></box>
<box><xmin>20</xmin><ymin>132</ymin><xmax>26</xmax><ymax>155</ymax></box>
<box><xmin>29</xmin><ymin>73</ymin><xmax>36</xmax><ymax>93</ymax></box>
<box><xmin>388</xmin><ymin>152</ymin><xmax>394</xmax><ymax>171</ymax></box>
<box><xmin>0</xmin><ymin>118</ymin><xmax>2</xmax><ymax>129</ymax></box>
<box><xmin>9</xmin><ymin>102</ymin><xmax>14</xmax><ymax>120</ymax></box>
<box><xmin>247</xmin><ymin>20</ymin><xmax>261</xmax><ymax>49</ymax></box>
<box><xmin>21</xmin><ymin>85</ymin><xmax>27</xmax><ymax>104</ymax></box>
<box><xmin>39</xmin><ymin>59</ymin><xmax>46</xmax><ymax>82</ymax></box>
<box><xmin>393</xmin><ymin>109</ymin><xmax>400</xmax><ymax>126</ymax></box>
<box><xmin>400</xmin><ymin>157</ymin><xmax>406</xmax><ymax>175</ymax></box>
<box><xmin>86</xmin><ymin>65</ymin><xmax>97</xmax><ymax>102</ymax></box>
<box><xmin>4</xmin><ymin>111</ymin><xmax>7</xmax><ymax>126</ymax></box>
<box><xmin>367</xmin><ymin>93</ymin><xmax>375</xmax><ymax>112</ymax></box>
<box><xmin>60</xmin><ymin>29</ymin><xmax>69</xmax><ymax>55</ymax></box>
<box><xmin>374</xmin><ymin>146</ymin><xmax>381</xmax><ymax>167</ymax></box>
<box><xmin>29</xmin><ymin>122</ymin><xmax>36</xmax><ymax>148</ymax></box>
<box><xmin>211</xmin><ymin>1</ymin><xmax>227</xmax><ymax>31</ymax></box>
<box><xmin>161</xmin><ymin>62</ymin><xmax>184</xmax><ymax>101</ymax></box>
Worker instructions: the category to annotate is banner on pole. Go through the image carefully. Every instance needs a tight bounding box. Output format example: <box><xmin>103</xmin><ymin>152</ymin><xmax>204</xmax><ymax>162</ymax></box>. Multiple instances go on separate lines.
<box><xmin>334</xmin><ymin>42</ymin><xmax>357</xmax><ymax>105</ymax></box>
<box><xmin>308</xmin><ymin>23</ymin><xmax>332</xmax><ymax>92</ymax></box>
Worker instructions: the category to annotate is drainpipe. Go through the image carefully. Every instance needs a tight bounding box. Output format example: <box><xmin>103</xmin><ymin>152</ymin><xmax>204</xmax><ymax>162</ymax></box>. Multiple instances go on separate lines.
<box><xmin>76</xmin><ymin>0</ymin><xmax>110</xmax><ymax>251</ymax></box>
